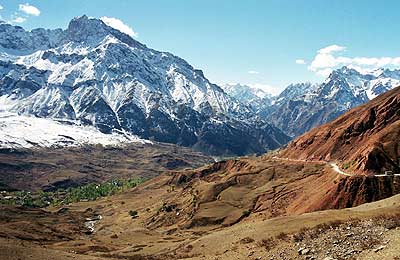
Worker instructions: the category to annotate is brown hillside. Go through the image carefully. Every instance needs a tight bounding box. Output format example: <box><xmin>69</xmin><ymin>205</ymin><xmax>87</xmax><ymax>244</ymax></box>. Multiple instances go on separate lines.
<box><xmin>282</xmin><ymin>86</ymin><xmax>400</xmax><ymax>175</ymax></box>
<box><xmin>1</xmin><ymin>155</ymin><xmax>400</xmax><ymax>260</ymax></box>
<box><xmin>0</xmin><ymin>142</ymin><xmax>213</xmax><ymax>192</ymax></box>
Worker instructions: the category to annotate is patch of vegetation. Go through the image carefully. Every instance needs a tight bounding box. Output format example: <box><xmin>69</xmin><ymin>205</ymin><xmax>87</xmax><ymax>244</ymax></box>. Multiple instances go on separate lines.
<box><xmin>342</xmin><ymin>160</ymin><xmax>355</xmax><ymax>170</ymax></box>
<box><xmin>239</xmin><ymin>237</ymin><xmax>255</xmax><ymax>244</ymax></box>
<box><xmin>276</xmin><ymin>232</ymin><xmax>290</xmax><ymax>242</ymax></box>
<box><xmin>258</xmin><ymin>237</ymin><xmax>277</xmax><ymax>251</ymax></box>
<box><xmin>293</xmin><ymin>227</ymin><xmax>308</xmax><ymax>242</ymax></box>
<box><xmin>0</xmin><ymin>178</ymin><xmax>143</xmax><ymax>208</ymax></box>
<box><xmin>293</xmin><ymin>219</ymin><xmax>345</xmax><ymax>242</ymax></box>
<box><xmin>61</xmin><ymin>178</ymin><xmax>142</xmax><ymax>204</ymax></box>
<box><xmin>242</xmin><ymin>210</ymin><xmax>251</xmax><ymax>217</ymax></box>
<box><xmin>291</xmin><ymin>214</ymin><xmax>400</xmax><ymax>244</ymax></box>
<box><xmin>129</xmin><ymin>210</ymin><xmax>138</xmax><ymax>219</ymax></box>
<box><xmin>372</xmin><ymin>213</ymin><xmax>400</xmax><ymax>229</ymax></box>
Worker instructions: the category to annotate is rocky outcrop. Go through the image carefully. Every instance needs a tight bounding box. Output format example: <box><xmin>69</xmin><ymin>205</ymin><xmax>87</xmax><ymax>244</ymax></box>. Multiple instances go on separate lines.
<box><xmin>318</xmin><ymin>175</ymin><xmax>400</xmax><ymax>210</ymax></box>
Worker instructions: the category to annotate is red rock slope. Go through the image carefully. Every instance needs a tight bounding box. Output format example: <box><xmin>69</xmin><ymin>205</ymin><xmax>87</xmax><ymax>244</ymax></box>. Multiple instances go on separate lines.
<box><xmin>282</xmin><ymin>86</ymin><xmax>400</xmax><ymax>175</ymax></box>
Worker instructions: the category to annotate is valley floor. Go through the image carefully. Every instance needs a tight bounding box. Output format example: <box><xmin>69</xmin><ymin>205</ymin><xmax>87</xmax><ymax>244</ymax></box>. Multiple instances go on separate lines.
<box><xmin>1</xmin><ymin>155</ymin><xmax>400</xmax><ymax>259</ymax></box>
<box><xmin>1</xmin><ymin>196</ymin><xmax>400</xmax><ymax>260</ymax></box>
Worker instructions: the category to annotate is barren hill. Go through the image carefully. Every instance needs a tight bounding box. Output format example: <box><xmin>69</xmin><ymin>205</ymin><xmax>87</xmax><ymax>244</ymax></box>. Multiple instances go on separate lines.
<box><xmin>282</xmin><ymin>86</ymin><xmax>400</xmax><ymax>175</ymax></box>
<box><xmin>1</xmin><ymin>154</ymin><xmax>400</xmax><ymax>259</ymax></box>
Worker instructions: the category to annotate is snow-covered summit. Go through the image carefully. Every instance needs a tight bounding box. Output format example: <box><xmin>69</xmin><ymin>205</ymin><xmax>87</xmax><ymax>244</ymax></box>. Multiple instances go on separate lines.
<box><xmin>221</xmin><ymin>83</ymin><xmax>275</xmax><ymax>113</ymax></box>
<box><xmin>222</xmin><ymin>83</ymin><xmax>273</xmax><ymax>99</ymax></box>
<box><xmin>0</xmin><ymin>16</ymin><xmax>289</xmax><ymax>155</ymax></box>
<box><xmin>265</xmin><ymin>66</ymin><xmax>400</xmax><ymax>137</ymax></box>
<box><xmin>324</xmin><ymin>66</ymin><xmax>400</xmax><ymax>100</ymax></box>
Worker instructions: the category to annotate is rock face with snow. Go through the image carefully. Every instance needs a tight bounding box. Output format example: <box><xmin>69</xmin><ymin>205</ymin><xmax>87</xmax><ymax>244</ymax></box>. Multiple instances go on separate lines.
<box><xmin>266</xmin><ymin>67</ymin><xmax>400</xmax><ymax>137</ymax></box>
<box><xmin>221</xmin><ymin>83</ymin><xmax>273</xmax><ymax>112</ymax></box>
<box><xmin>0</xmin><ymin>16</ymin><xmax>289</xmax><ymax>156</ymax></box>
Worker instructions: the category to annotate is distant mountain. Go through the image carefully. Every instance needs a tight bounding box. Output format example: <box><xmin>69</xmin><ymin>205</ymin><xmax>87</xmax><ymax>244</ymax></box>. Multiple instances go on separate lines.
<box><xmin>283</xmin><ymin>86</ymin><xmax>400</xmax><ymax>175</ymax></box>
<box><xmin>266</xmin><ymin>67</ymin><xmax>400</xmax><ymax>137</ymax></box>
<box><xmin>272</xmin><ymin>82</ymin><xmax>317</xmax><ymax>106</ymax></box>
<box><xmin>221</xmin><ymin>83</ymin><xmax>274</xmax><ymax>112</ymax></box>
<box><xmin>0</xmin><ymin>15</ymin><xmax>290</xmax><ymax>156</ymax></box>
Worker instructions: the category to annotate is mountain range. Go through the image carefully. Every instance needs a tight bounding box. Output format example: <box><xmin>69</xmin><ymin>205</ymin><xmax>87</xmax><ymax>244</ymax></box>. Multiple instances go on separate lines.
<box><xmin>1</xmin><ymin>15</ymin><xmax>399</xmax><ymax>157</ymax></box>
<box><xmin>226</xmin><ymin>67</ymin><xmax>400</xmax><ymax>137</ymax></box>
<box><xmin>0</xmin><ymin>16</ymin><xmax>289</xmax><ymax>156</ymax></box>
<box><xmin>269</xmin><ymin>67</ymin><xmax>400</xmax><ymax>137</ymax></box>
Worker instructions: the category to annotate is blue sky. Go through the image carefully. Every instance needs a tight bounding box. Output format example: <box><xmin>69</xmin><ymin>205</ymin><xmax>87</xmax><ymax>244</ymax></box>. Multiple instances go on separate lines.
<box><xmin>1</xmin><ymin>0</ymin><xmax>400</xmax><ymax>93</ymax></box>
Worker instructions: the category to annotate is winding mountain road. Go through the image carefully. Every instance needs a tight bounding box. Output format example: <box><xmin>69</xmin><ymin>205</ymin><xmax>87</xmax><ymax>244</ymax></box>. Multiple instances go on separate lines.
<box><xmin>272</xmin><ymin>156</ymin><xmax>400</xmax><ymax>177</ymax></box>
<box><xmin>329</xmin><ymin>163</ymin><xmax>352</xmax><ymax>176</ymax></box>
<box><xmin>374</xmin><ymin>173</ymin><xmax>400</xmax><ymax>177</ymax></box>
<box><xmin>272</xmin><ymin>156</ymin><xmax>352</xmax><ymax>176</ymax></box>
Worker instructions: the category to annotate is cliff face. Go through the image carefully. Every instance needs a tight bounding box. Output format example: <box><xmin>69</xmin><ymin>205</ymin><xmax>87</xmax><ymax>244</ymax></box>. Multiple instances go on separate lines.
<box><xmin>283</xmin><ymin>86</ymin><xmax>400</xmax><ymax>175</ymax></box>
<box><xmin>316</xmin><ymin>175</ymin><xmax>400</xmax><ymax>210</ymax></box>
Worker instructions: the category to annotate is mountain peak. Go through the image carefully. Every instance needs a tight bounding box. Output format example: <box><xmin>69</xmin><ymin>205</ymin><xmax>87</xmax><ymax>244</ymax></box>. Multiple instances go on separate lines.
<box><xmin>66</xmin><ymin>15</ymin><xmax>109</xmax><ymax>43</ymax></box>
<box><xmin>68</xmin><ymin>15</ymin><xmax>102</xmax><ymax>29</ymax></box>
<box><xmin>72</xmin><ymin>14</ymin><xmax>90</xmax><ymax>21</ymax></box>
<box><xmin>64</xmin><ymin>15</ymin><xmax>145</xmax><ymax>49</ymax></box>
<box><xmin>329</xmin><ymin>66</ymin><xmax>360</xmax><ymax>78</ymax></box>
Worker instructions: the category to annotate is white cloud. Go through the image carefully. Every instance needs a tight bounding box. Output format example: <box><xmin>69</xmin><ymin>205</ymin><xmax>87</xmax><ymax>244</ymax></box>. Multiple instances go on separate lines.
<box><xmin>0</xmin><ymin>5</ymin><xmax>3</xmax><ymax>10</ymax></box>
<box><xmin>248</xmin><ymin>70</ymin><xmax>259</xmax><ymax>74</ymax></box>
<box><xmin>295</xmin><ymin>59</ymin><xmax>306</xmax><ymax>65</ymax></box>
<box><xmin>308</xmin><ymin>44</ymin><xmax>400</xmax><ymax>77</ymax></box>
<box><xmin>317</xmin><ymin>44</ymin><xmax>346</xmax><ymax>54</ymax></box>
<box><xmin>100</xmin><ymin>16</ymin><xmax>138</xmax><ymax>38</ymax></box>
<box><xmin>11</xmin><ymin>16</ymin><xmax>26</xmax><ymax>23</ymax></box>
<box><xmin>315</xmin><ymin>68</ymin><xmax>333</xmax><ymax>78</ymax></box>
<box><xmin>19</xmin><ymin>3</ymin><xmax>40</xmax><ymax>16</ymax></box>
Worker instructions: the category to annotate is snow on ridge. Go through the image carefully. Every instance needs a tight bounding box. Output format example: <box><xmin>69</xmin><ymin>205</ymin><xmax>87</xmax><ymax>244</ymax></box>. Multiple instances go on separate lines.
<box><xmin>0</xmin><ymin>111</ymin><xmax>150</xmax><ymax>149</ymax></box>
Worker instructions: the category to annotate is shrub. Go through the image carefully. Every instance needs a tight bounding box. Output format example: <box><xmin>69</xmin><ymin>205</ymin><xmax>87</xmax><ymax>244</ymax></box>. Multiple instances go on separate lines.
<box><xmin>329</xmin><ymin>219</ymin><xmax>344</xmax><ymax>229</ymax></box>
<box><xmin>276</xmin><ymin>232</ymin><xmax>290</xmax><ymax>242</ymax></box>
<box><xmin>129</xmin><ymin>210</ymin><xmax>138</xmax><ymax>219</ymax></box>
<box><xmin>240</xmin><ymin>237</ymin><xmax>255</xmax><ymax>244</ymax></box>
<box><xmin>342</xmin><ymin>160</ymin><xmax>355</xmax><ymax>170</ymax></box>
<box><xmin>293</xmin><ymin>227</ymin><xmax>308</xmax><ymax>242</ymax></box>
<box><xmin>258</xmin><ymin>238</ymin><xmax>277</xmax><ymax>251</ymax></box>
<box><xmin>242</xmin><ymin>210</ymin><xmax>251</xmax><ymax>217</ymax></box>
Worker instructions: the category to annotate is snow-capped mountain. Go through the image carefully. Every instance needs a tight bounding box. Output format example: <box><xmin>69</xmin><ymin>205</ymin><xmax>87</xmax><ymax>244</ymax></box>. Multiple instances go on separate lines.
<box><xmin>266</xmin><ymin>66</ymin><xmax>400</xmax><ymax>137</ymax></box>
<box><xmin>272</xmin><ymin>83</ymin><xmax>317</xmax><ymax>106</ymax></box>
<box><xmin>221</xmin><ymin>83</ymin><xmax>274</xmax><ymax>112</ymax></box>
<box><xmin>0</xmin><ymin>16</ymin><xmax>289</xmax><ymax>156</ymax></box>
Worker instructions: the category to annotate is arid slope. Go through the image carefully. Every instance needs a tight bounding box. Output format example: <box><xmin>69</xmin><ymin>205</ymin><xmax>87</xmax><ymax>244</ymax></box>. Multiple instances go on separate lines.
<box><xmin>0</xmin><ymin>142</ymin><xmax>213</xmax><ymax>192</ymax></box>
<box><xmin>282</xmin><ymin>86</ymin><xmax>400</xmax><ymax>175</ymax></box>
<box><xmin>1</xmin><ymin>157</ymin><xmax>400</xmax><ymax>260</ymax></box>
